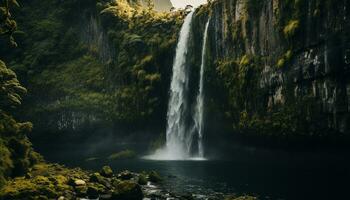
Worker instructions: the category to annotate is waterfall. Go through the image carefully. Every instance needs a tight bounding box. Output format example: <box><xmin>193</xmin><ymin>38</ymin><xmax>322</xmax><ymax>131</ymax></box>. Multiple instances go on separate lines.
<box><xmin>144</xmin><ymin>12</ymin><xmax>209</xmax><ymax>161</ymax></box>
<box><xmin>145</xmin><ymin>11</ymin><xmax>195</xmax><ymax>160</ymax></box>
<box><xmin>165</xmin><ymin>10</ymin><xmax>195</xmax><ymax>160</ymax></box>
<box><xmin>193</xmin><ymin>18</ymin><xmax>210</xmax><ymax>158</ymax></box>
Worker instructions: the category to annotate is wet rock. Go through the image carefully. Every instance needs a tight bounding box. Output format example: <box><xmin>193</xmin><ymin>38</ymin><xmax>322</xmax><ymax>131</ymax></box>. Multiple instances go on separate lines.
<box><xmin>137</xmin><ymin>174</ymin><xmax>147</xmax><ymax>185</ymax></box>
<box><xmin>117</xmin><ymin>170</ymin><xmax>133</xmax><ymax>180</ymax></box>
<box><xmin>75</xmin><ymin>185</ymin><xmax>88</xmax><ymax>197</ymax></box>
<box><xmin>148</xmin><ymin>171</ymin><xmax>162</xmax><ymax>183</ymax></box>
<box><xmin>87</xmin><ymin>185</ymin><xmax>100</xmax><ymax>199</ymax></box>
<box><xmin>100</xmin><ymin>165</ymin><xmax>113</xmax><ymax>177</ymax></box>
<box><xmin>100</xmin><ymin>193</ymin><xmax>113</xmax><ymax>199</ymax></box>
<box><xmin>90</xmin><ymin>172</ymin><xmax>111</xmax><ymax>188</ymax></box>
<box><xmin>112</xmin><ymin>181</ymin><xmax>143</xmax><ymax>200</ymax></box>
<box><xmin>74</xmin><ymin>179</ymin><xmax>86</xmax><ymax>186</ymax></box>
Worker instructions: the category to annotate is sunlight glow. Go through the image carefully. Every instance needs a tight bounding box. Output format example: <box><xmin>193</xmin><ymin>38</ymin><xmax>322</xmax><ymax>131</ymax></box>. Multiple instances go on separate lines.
<box><xmin>170</xmin><ymin>0</ymin><xmax>208</xmax><ymax>8</ymax></box>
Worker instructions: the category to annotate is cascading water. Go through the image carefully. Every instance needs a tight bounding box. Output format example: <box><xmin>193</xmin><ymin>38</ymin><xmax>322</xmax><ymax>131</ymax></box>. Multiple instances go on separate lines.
<box><xmin>193</xmin><ymin>18</ymin><xmax>210</xmax><ymax>158</ymax></box>
<box><xmin>145</xmin><ymin>12</ymin><xmax>210</xmax><ymax>160</ymax></box>
<box><xmin>164</xmin><ymin>10</ymin><xmax>195</xmax><ymax>160</ymax></box>
<box><xmin>145</xmin><ymin>11</ymin><xmax>195</xmax><ymax>160</ymax></box>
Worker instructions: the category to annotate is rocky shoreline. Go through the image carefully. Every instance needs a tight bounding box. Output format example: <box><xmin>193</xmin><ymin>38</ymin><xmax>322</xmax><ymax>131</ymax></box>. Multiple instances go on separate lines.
<box><xmin>0</xmin><ymin>163</ymin><xmax>256</xmax><ymax>200</ymax></box>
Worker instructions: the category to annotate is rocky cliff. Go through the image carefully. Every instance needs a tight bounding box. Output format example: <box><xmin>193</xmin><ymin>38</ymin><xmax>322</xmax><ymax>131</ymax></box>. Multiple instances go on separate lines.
<box><xmin>0</xmin><ymin>0</ymin><xmax>183</xmax><ymax>136</ymax></box>
<box><xmin>191</xmin><ymin>0</ymin><xmax>350</xmax><ymax>142</ymax></box>
<box><xmin>2</xmin><ymin>0</ymin><xmax>349</xmax><ymax>147</ymax></box>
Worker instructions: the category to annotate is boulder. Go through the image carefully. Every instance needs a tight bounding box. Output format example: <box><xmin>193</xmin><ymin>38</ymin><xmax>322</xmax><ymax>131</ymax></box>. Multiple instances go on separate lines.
<box><xmin>112</xmin><ymin>181</ymin><xmax>143</xmax><ymax>200</ymax></box>
<box><xmin>87</xmin><ymin>185</ymin><xmax>100</xmax><ymax>199</ymax></box>
<box><xmin>90</xmin><ymin>173</ymin><xmax>112</xmax><ymax>188</ymax></box>
<box><xmin>117</xmin><ymin>170</ymin><xmax>133</xmax><ymax>180</ymax></box>
<box><xmin>100</xmin><ymin>166</ymin><xmax>113</xmax><ymax>177</ymax></box>
<box><xmin>74</xmin><ymin>179</ymin><xmax>86</xmax><ymax>186</ymax></box>
<box><xmin>148</xmin><ymin>171</ymin><xmax>162</xmax><ymax>183</ymax></box>
<box><xmin>137</xmin><ymin>174</ymin><xmax>147</xmax><ymax>185</ymax></box>
<box><xmin>75</xmin><ymin>185</ymin><xmax>87</xmax><ymax>197</ymax></box>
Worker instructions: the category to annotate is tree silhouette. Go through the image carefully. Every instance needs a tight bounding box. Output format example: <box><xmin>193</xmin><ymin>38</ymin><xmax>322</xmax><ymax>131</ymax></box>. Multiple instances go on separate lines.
<box><xmin>0</xmin><ymin>0</ymin><xmax>19</xmax><ymax>47</ymax></box>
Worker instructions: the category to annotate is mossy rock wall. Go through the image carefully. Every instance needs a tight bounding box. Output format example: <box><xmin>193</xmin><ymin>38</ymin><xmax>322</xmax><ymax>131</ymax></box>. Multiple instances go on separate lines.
<box><xmin>191</xmin><ymin>0</ymin><xmax>350</xmax><ymax>143</ymax></box>
<box><xmin>0</xmin><ymin>0</ymin><xmax>183</xmax><ymax>137</ymax></box>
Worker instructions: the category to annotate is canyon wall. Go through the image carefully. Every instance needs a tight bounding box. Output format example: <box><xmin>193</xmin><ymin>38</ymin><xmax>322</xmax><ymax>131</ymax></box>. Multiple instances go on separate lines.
<box><xmin>191</xmin><ymin>0</ymin><xmax>350</xmax><ymax>141</ymax></box>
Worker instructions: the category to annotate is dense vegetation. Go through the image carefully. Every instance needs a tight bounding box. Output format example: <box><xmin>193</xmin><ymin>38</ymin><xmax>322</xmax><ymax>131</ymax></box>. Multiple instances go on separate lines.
<box><xmin>0</xmin><ymin>0</ymin><xmax>42</xmax><ymax>187</ymax></box>
<box><xmin>0</xmin><ymin>0</ymin><xmax>184</xmax><ymax>136</ymax></box>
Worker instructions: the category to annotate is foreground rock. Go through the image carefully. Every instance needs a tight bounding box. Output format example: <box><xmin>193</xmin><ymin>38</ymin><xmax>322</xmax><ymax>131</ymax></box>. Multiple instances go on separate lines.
<box><xmin>0</xmin><ymin>163</ymin><xmax>258</xmax><ymax>200</ymax></box>
<box><xmin>0</xmin><ymin>164</ymin><xmax>144</xmax><ymax>200</ymax></box>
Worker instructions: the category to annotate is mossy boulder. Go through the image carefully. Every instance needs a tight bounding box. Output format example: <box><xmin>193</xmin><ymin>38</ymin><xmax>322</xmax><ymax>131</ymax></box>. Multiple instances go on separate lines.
<box><xmin>148</xmin><ymin>171</ymin><xmax>162</xmax><ymax>183</ymax></box>
<box><xmin>0</xmin><ymin>163</ymin><xmax>93</xmax><ymax>199</ymax></box>
<box><xmin>0</xmin><ymin>177</ymin><xmax>59</xmax><ymax>199</ymax></box>
<box><xmin>137</xmin><ymin>173</ymin><xmax>147</xmax><ymax>185</ymax></box>
<box><xmin>100</xmin><ymin>166</ymin><xmax>113</xmax><ymax>177</ymax></box>
<box><xmin>89</xmin><ymin>172</ymin><xmax>111</xmax><ymax>188</ymax></box>
<box><xmin>117</xmin><ymin>170</ymin><xmax>134</xmax><ymax>180</ymax></box>
<box><xmin>112</xmin><ymin>181</ymin><xmax>143</xmax><ymax>200</ymax></box>
<box><xmin>75</xmin><ymin>185</ymin><xmax>88</xmax><ymax>197</ymax></box>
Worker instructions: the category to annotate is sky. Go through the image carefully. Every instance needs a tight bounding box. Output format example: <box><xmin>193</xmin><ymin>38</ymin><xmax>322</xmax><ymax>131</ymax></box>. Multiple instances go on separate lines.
<box><xmin>170</xmin><ymin>0</ymin><xmax>207</xmax><ymax>8</ymax></box>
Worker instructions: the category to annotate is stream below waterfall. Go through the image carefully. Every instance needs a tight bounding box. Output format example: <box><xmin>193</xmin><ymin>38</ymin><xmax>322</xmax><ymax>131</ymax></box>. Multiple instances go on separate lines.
<box><xmin>35</xmin><ymin>138</ymin><xmax>350</xmax><ymax>200</ymax></box>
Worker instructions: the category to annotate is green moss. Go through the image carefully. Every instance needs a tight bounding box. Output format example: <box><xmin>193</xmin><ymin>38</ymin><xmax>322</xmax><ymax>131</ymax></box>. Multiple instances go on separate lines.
<box><xmin>4</xmin><ymin>0</ymin><xmax>182</xmax><ymax>126</ymax></box>
<box><xmin>112</xmin><ymin>180</ymin><xmax>143</xmax><ymax>200</ymax></box>
<box><xmin>277</xmin><ymin>58</ymin><xmax>286</xmax><ymax>69</ymax></box>
<box><xmin>285</xmin><ymin>50</ymin><xmax>293</xmax><ymax>61</ymax></box>
<box><xmin>239</xmin><ymin>55</ymin><xmax>251</xmax><ymax>66</ymax></box>
<box><xmin>100</xmin><ymin>166</ymin><xmax>113</xmax><ymax>177</ymax></box>
<box><xmin>276</xmin><ymin>50</ymin><xmax>293</xmax><ymax>69</ymax></box>
<box><xmin>283</xmin><ymin>19</ymin><xmax>299</xmax><ymax>38</ymax></box>
<box><xmin>0</xmin><ymin>163</ymin><xmax>97</xmax><ymax>199</ymax></box>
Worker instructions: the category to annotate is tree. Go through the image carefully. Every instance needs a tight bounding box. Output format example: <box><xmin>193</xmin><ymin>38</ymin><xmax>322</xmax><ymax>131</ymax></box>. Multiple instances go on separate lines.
<box><xmin>0</xmin><ymin>0</ymin><xmax>19</xmax><ymax>47</ymax></box>
<box><xmin>146</xmin><ymin>0</ymin><xmax>154</xmax><ymax>12</ymax></box>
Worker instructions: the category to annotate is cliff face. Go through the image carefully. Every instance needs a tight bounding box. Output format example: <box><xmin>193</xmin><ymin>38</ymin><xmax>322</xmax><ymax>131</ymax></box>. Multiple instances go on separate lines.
<box><xmin>1</xmin><ymin>0</ymin><xmax>183</xmax><ymax>136</ymax></box>
<box><xmin>192</xmin><ymin>0</ymin><xmax>350</xmax><ymax>139</ymax></box>
<box><xmin>2</xmin><ymin>0</ymin><xmax>349</xmax><ymax>146</ymax></box>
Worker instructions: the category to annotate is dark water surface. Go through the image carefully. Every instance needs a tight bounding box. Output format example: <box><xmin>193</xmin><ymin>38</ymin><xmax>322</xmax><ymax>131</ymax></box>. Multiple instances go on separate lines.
<box><xmin>36</xmin><ymin>142</ymin><xmax>349</xmax><ymax>200</ymax></box>
<box><xmin>31</xmin><ymin>133</ymin><xmax>350</xmax><ymax>200</ymax></box>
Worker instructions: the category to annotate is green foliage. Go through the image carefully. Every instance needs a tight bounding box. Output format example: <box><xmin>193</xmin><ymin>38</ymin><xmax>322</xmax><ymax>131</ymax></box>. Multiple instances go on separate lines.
<box><xmin>1</xmin><ymin>0</ymin><xmax>183</xmax><ymax>127</ymax></box>
<box><xmin>0</xmin><ymin>61</ymin><xmax>40</xmax><ymax>188</ymax></box>
<box><xmin>0</xmin><ymin>0</ymin><xmax>19</xmax><ymax>47</ymax></box>
<box><xmin>0</xmin><ymin>60</ymin><xmax>27</xmax><ymax>109</ymax></box>
<box><xmin>238</xmin><ymin>94</ymin><xmax>322</xmax><ymax>137</ymax></box>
